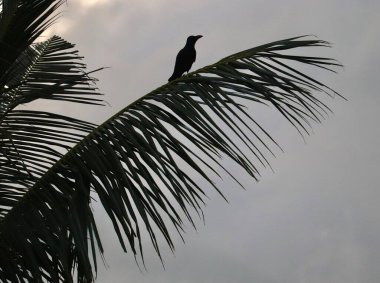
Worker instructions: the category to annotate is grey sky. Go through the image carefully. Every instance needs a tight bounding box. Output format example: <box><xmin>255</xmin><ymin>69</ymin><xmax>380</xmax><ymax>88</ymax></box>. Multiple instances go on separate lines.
<box><xmin>41</xmin><ymin>0</ymin><xmax>380</xmax><ymax>282</ymax></box>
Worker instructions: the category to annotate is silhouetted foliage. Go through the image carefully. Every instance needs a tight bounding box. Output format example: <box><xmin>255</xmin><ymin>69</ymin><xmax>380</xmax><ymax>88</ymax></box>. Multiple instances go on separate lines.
<box><xmin>0</xmin><ymin>1</ymin><xmax>342</xmax><ymax>282</ymax></box>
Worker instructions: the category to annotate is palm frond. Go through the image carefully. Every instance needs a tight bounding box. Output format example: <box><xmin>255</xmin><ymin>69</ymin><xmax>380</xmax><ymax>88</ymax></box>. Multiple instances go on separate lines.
<box><xmin>0</xmin><ymin>34</ymin><xmax>104</xmax><ymax>208</ymax></box>
<box><xmin>0</xmin><ymin>35</ymin><xmax>103</xmax><ymax>116</ymax></box>
<box><xmin>0</xmin><ymin>36</ymin><xmax>343</xmax><ymax>282</ymax></box>
<box><xmin>0</xmin><ymin>0</ymin><xmax>66</xmax><ymax>79</ymax></box>
<box><xmin>0</xmin><ymin>110</ymin><xmax>96</xmax><ymax>216</ymax></box>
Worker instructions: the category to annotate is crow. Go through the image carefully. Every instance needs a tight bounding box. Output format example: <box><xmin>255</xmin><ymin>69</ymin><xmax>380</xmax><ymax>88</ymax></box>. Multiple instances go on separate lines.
<box><xmin>168</xmin><ymin>35</ymin><xmax>203</xmax><ymax>82</ymax></box>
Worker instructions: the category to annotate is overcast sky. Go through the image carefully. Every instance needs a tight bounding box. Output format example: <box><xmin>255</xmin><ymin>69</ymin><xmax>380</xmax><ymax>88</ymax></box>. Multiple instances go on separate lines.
<box><xmin>41</xmin><ymin>0</ymin><xmax>380</xmax><ymax>282</ymax></box>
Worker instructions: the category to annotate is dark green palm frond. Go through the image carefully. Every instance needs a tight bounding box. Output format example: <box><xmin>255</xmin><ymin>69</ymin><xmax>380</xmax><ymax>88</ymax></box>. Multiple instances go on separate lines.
<box><xmin>0</xmin><ymin>32</ymin><xmax>104</xmax><ymax>281</ymax></box>
<box><xmin>0</xmin><ymin>34</ymin><xmax>104</xmax><ymax>207</ymax></box>
<box><xmin>0</xmin><ymin>33</ymin><xmax>104</xmax><ymax>219</ymax></box>
<box><xmin>0</xmin><ymin>35</ymin><xmax>103</xmax><ymax>116</ymax></box>
<box><xmin>0</xmin><ymin>36</ymin><xmax>343</xmax><ymax>282</ymax></box>
<box><xmin>0</xmin><ymin>111</ymin><xmax>99</xmax><ymax>283</ymax></box>
<box><xmin>0</xmin><ymin>110</ymin><xmax>96</xmax><ymax>215</ymax></box>
<box><xmin>0</xmin><ymin>0</ymin><xmax>66</xmax><ymax>79</ymax></box>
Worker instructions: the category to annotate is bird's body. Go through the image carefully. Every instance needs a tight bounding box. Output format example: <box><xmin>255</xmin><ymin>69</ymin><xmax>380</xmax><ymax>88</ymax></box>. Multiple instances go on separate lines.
<box><xmin>168</xmin><ymin>35</ymin><xmax>202</xmax><ymax>82</ymax></box>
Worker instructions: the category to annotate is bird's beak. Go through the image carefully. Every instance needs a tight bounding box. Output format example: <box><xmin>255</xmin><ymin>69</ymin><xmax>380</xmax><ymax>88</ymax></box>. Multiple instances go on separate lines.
<box><xmin>195</xmin><ymin>35</ymin><xmax>203</xmax><ymax>40</ymax></box>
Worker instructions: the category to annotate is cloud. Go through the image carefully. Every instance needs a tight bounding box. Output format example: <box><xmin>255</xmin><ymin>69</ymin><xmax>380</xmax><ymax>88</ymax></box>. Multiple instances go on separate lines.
<box><xmin>78</xmin><ymin>0</ymin><xmax>108</xmax><ymax>8</ymax></box>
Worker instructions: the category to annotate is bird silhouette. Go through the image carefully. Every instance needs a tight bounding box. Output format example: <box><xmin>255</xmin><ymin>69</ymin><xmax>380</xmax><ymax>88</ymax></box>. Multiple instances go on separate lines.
<box><xmin>168</xmin><ymin>35</ymin><xmax>203</xmax><ymax>82</ymax></box>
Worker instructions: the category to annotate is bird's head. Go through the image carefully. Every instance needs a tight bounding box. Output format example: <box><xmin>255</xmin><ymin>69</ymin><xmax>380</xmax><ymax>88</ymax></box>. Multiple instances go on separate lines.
<box><xmin>186</xmin><ymin>35</ymin><xmax>203</xmax><ymax>45</ymax></box>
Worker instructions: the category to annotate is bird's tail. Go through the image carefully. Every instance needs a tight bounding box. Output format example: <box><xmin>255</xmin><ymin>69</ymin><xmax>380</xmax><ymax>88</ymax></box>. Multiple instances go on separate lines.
<box><xmin>168</xmin><ymin>73</ymin><xmax>180</xmax><ymax>82</ymax></box>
